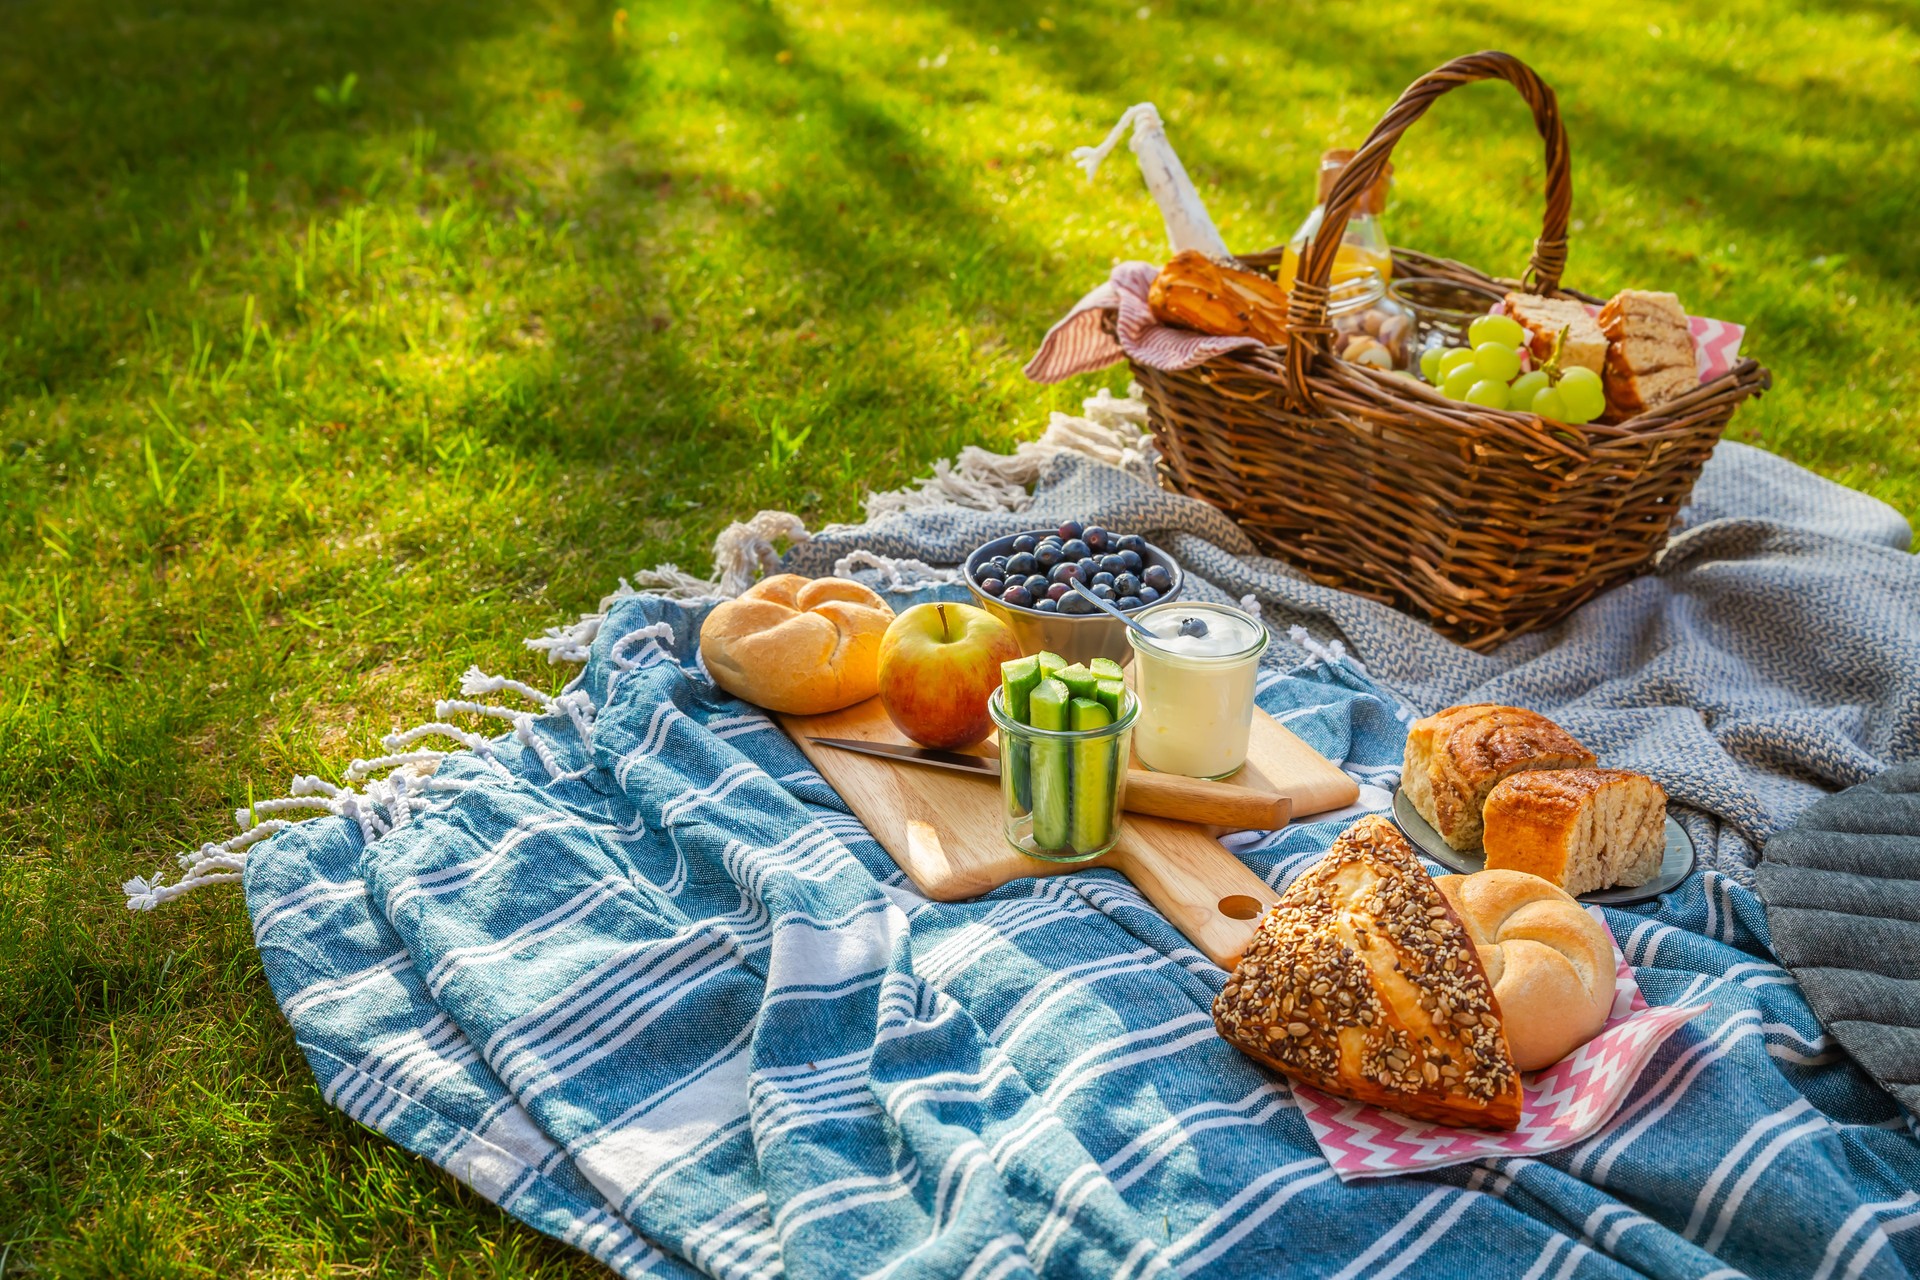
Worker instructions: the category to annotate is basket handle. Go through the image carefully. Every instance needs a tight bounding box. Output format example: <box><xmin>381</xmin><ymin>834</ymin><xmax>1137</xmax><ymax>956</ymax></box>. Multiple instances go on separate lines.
<box><xmin>1283</xmin><ymin>51</ymin><xmax>1572</xmax><ymax>409</ymax></box>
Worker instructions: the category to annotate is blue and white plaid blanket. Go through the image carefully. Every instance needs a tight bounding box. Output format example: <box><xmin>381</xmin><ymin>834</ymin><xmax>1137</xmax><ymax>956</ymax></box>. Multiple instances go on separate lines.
<box><xmin>228</xmin><ymin>439</ymin><xmax>1920</xmax><ymax>1279</ymax></box>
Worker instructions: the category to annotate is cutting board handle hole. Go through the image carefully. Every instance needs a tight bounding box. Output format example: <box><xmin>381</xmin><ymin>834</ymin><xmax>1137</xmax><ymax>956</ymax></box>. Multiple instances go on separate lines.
<box><xmin>1217</xmin><ymin>894</ymin><xmax>1264</xmax><ymax>921</ymax></box>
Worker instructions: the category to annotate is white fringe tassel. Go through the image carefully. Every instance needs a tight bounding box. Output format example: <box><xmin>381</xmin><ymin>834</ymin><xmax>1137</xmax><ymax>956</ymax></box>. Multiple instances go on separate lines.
<box><xmin>861</xmin><ymin>387</ymin><xmax>1153</xmax><ymax>522</ymax></box>
<box><xmin>1287</xmin><ymin>624</ymin><xmax>1364</xmax><ymax>673</ymax></box>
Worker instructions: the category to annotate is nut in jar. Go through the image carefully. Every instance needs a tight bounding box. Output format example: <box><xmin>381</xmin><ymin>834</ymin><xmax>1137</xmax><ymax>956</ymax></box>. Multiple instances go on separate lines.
<box><xmin>1329</xmin><ymin>268</ymin><xmax>1415</xmax><ymax>371</ymax></box>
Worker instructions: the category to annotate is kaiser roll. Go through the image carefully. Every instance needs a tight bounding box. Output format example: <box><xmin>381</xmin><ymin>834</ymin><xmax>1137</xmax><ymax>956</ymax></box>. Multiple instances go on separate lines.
<box><xmin>698</xmin><ymin>574</ymin><xmax>894</xmax><ymax>715</ymax></box>
<box><xmin>1434</xmin><ymin>869</ymin><xmax>1615</xmax><ymax>1071</ymax></box>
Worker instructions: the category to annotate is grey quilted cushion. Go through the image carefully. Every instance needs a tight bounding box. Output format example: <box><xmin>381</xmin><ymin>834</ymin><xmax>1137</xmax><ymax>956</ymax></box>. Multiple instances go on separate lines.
<box><xmin>1756</xmin><ymin>763</ymin><xmax>1920</xmax><ymax>1117</ymax></box>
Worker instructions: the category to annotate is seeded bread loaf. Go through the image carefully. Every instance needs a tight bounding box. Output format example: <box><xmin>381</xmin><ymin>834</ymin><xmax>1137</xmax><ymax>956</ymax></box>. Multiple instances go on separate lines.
<box><xmin>1597</xmin><ymin>289</ymin><xmax>1697</xmax><ymax>417</ymax></box>
<box><xmin>1435</xmin><ymin>870</ymin><xmax>1616</xmax><ymax>1071</ymax></box>
<box><xmin>1482</xmin><ymin>768</ymin><xmax>1669</xmax><ymax>897</ymax></box>
<box><xmin>1213</xmin><ymin>815</ymin><xmax>1523</xmax><ymax>1130</ymax></box>
<box><xmin>1502</xmin><ymin>293</ymin><xmax>1606</xmax><ymax>375</ymax></box>
<box><xmin>1402</xmin><ymin>705</ymin><xmax>1597</xmax><ymax>853</ymax></box>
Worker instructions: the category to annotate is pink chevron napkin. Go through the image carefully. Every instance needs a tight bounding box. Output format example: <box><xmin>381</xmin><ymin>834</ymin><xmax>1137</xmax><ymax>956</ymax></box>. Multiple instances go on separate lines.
<box><xmin>1292</xmin><ymin>910</ymin><xmax>1709</xmax><ymax>1181</ymax></box>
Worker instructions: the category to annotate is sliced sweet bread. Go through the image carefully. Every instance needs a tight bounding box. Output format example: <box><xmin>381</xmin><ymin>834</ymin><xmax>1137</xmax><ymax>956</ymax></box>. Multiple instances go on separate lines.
<box><xmin>1402</xmin><ymin>704</ymin><xmax>1597</xmax><ymax>853</ymax></box>
<box><xmin>1597</xmin><ymin>289</ymin><xmax>1696</xmax><ymax>417</ymax></box>
<box><xmin>1502</xmin><ymin>293</ymin><xmax>1606</xmax><ymax>375</ymax></box>
<box><xmin>1482</xmin><ymin>768</ymin><xmax>1669</xmax><ymax>897</ymax></box>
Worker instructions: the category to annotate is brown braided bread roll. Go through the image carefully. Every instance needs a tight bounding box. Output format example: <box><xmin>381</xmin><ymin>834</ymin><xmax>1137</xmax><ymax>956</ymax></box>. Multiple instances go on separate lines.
<box><xmin>1213</xmin><ymin>815</ymin><xmax>1523</xmax><ymax>1129</ymax></box>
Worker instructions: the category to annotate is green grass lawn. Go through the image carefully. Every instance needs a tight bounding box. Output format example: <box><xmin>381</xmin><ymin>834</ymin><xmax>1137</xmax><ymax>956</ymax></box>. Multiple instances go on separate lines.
<box><xmin>2</xmin><ymin>0</ymin><xmax>1915</xmax><ymax>1273</ymax></box>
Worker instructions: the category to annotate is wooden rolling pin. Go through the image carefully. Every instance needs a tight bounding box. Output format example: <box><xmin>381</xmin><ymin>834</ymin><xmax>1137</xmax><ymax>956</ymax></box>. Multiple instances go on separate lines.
<box><xmin>1120</xmin><ymin>769</ymin><xmax>1290</xmax><ymax>829</ymax></box>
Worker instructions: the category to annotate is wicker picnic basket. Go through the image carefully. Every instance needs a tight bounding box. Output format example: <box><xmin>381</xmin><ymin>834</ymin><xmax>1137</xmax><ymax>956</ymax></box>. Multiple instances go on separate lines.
<box><xmin>1132</xmin><ymin>52</ymin><xmax>1770</xmax><ymax>650</ymax></box>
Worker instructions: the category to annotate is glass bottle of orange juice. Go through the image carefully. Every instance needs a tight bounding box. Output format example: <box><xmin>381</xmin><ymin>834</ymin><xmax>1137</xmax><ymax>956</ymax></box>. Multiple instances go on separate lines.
<box><xmin>1277</xmin><ymin>149</ymin><xmax>1394</xmax><ymax>291</ymax></box>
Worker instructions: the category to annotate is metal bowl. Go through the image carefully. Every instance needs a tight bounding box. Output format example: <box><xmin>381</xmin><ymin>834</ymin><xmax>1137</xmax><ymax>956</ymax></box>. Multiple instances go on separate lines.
<box><xmin>963</xmin><ymin>530</ymin><xmax>1185</xmax><ymax>668</ymax></box>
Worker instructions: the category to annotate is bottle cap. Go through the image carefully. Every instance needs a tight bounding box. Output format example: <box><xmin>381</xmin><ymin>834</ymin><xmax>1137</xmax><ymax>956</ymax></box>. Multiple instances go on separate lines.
<box><xmin>1317</xmin><ymin>148</ymin><xmax>1393</xmax><ymax>215</ymax></box>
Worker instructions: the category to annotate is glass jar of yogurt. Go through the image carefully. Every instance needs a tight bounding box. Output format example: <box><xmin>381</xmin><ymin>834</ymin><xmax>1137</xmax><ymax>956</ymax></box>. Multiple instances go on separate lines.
<box><xmin>1125</xmin><ymin>601</ymin><xmax>1269</xmax><ymax>780</ymax></box>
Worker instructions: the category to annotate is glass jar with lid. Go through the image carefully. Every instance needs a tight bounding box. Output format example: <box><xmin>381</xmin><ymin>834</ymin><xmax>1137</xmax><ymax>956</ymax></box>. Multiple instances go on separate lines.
<box><xmin>1328</xmin><ymin>268</ymin><xmax>1417</xmax><ymax>372</ymax></box>
<box><xmin>1386</xmin><ymin>276</ymin><xmax>1508</xmax><ymax>363</ymax></box>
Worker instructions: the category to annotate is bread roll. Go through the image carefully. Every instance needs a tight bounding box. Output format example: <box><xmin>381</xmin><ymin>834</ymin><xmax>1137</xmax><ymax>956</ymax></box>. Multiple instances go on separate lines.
<box><xmin>1482</xmin><ymin>768</ymin><xmax>1668</xmax><ymax>897</ymax></box>
<box><xmin>1213</xmin><ymin>815</ymin><xmax>1523</xmax><ymax>1130</ymax></box>
<box><xmin>1597</xmin><ymin>289</ymin><xmax>1696</xmax><ymax>417</ymax></box>
<box><xmin>1435</xmin><ymin>870</ymin><xmax>1615</xmax><ymax>1071</ymax></box>
<box><xmin>1402</xmin><ymin>705</ymin><xmax>1596</xmax><ymax>852</ymax></box>
<box><xmin>1149</xmin><ymin>249</ymin><xmax>1290</xmax><ymax>345</ymax></box>
<box><xmin>698</xmin><ymin>575</ymin><xmax>894</xmax><ymax>715</ymax></box>
<box><xmin>1502</xmin><ymin>293</ymin><xmax>1606</xmax><ymax>375</ymax></box>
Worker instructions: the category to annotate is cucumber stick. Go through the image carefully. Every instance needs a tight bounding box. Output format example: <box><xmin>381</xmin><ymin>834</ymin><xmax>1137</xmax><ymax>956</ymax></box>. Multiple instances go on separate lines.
<box><xmin>1057</xmin><ymin>663</ymin><xmax>1098</xmax><ymax>702</ymax></box>
<box><xmin>1036</xmin><ymin>651</ymin><xmax>1067</xmax><ymax>682</ymax></box>
<box><xmin>1028</xmin><ymin>679</ymin><xmax>1072</xmax><ymax>851</ymax></box>
<box><xmin>1001</xmin><ymin>655</ymin><xmax>1041</xmax><ymax>719</ymax></box>
<box><xmin>1068</xmin><ymin>698</ymin><xmax>1115</xmax><ymax>854</ymax></box>
<box><xmin>1000</xmin><ymin>656</ymin><xmax>1041</xmax><ymax>814</ymax></box>
<box><xmin>1090</xmin><ymin>657</ymin><xmax>1124</xmax><ymax>682</ymax></box>
<box><xmin>1094</xmin><ymin>678</ymin><xmax>1125</xmax><ymax>720</ymax></box>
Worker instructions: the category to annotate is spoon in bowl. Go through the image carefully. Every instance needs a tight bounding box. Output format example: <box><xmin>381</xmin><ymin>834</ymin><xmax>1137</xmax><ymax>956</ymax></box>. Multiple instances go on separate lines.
<box><xmin>1067</xmin><ymin>578</ymin><xmax>1209</xmax><ymax>641</ymax></box>
<box><xmin>1065</xmin><ymin>579</ymin><xmax>1177</xmax><ymax>644</ymax></box>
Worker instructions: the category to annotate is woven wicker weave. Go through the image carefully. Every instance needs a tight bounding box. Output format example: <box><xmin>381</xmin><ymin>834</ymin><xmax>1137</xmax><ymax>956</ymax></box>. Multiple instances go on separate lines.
<box><xmin>1134</xmin><ymin>52</ymin><xmax>1770</xmax><ymax>651</ymax></box>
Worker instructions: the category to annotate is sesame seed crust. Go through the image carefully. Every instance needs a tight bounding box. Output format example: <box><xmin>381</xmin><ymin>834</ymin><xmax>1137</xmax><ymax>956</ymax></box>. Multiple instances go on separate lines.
<box><xmin>1212</xmin><ymin>815</ymin><xmax>1524</xmax><ymax>1130</ymax></box>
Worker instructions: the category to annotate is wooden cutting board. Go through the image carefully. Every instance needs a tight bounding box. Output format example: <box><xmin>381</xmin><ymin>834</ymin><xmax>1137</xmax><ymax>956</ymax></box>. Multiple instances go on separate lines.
<box><xmin>779</xmin><ymin>698</ymin><xmax>1358</xmax><ymax>968</ymax></box>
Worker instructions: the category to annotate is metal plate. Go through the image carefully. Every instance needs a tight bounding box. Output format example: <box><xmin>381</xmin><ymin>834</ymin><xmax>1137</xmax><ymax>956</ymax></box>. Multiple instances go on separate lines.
<box><xmin>1391</xmin><ymin>788</ymin><xmax>1696</xmax><ymax>906</ymax></box>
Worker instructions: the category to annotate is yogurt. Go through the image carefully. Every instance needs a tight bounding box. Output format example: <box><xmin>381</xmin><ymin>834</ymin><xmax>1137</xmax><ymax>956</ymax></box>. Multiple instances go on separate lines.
<box><xmin>1125</xmin><ymin>602</ymin><xmax>1269</xmax><ymax>779</ymax></box>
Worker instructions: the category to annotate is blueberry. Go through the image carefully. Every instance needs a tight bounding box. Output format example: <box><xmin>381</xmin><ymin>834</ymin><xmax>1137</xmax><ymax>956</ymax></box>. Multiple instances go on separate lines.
<box><xmin>1117</xmin><ymin>534</ymin><xmax>1148</xmax><ymax>556</ymax></box>
<box><xmin>1024</xmin><ymin>574</ymin><xmax>1049</xmax><ymax>595</ymax></box>
<box><xmin>1006</xmin><ymin>552</ymin><xmax>1037</xmax><ymax>577</ymax></box>
<box><xmin>1099</xmin><ymin>553</ymin><xmax>1127</xmax><ymax>575</ymax></box>
<box><xmin>1084</xmin><ymin>526</ymin><xmax>1111</xmax><ymax>552</ymax></box>
<box><xmin>1117</xmin><ymin>549</ymin><xmax>1143</xmax><ymax>573</ymax></box>
<box><xmin>1091</xmin><ymin>583</ymin><xmax>1117</xmax><ymax>601</ymax></box>
<box><xmin>1047</xmin><ymin>582</ymin><xmax>1069</xmax><ymax>602</ymax></box>
<box><xmin>980</xmin><ymin>577</ymin><xmax>1005</xmax><ymax>597</ymax></box>
<box><xmin>989</xmin><ymin>556</ymin><xmax>1010</xmax><ymax>577</ymax></box>
<box><xmin>1012</xmin><ymin>534</ymin><xmax>1037</xmax><ymax>555</ymax></box>
<box><xmin>1092</xmin><ymin>572</ymin><xmax>1115</xmax><ymax>589</ymax></box>
<box><xmin>1137</xmin><ymin>585</ymin><xmax>1160</xmax><ymax>605</ymax></box>
<box><xmin>1117</xmin><ymin>595</ymin><xmax>1144</xmax><ymax>611</ymax></box>
<box><xmin>1049</xmin><ymin>562</ymin><xmax>1080</xmax><ymax>585</ymax></box>
<box><xmin>1078</xmin><ymin>557</ymin><xmax>1099</xmax><ymax>576</ymax></box>
<box><xmin>1061</xmin><ymin>538</ymin><xmax>1090</xmax><ymax>561</ymax></box>
<box><xmin>1035</xmin><ymin>597</ymin><xmax>1059</xmax><ymax>613</ymax></box>
<box><xmin>1001</xmin><ymin>585</ymin><xmax>1033</xmax><ymax>608</ymax></box>
<box><xmin>1142</xmin><ymin>565</ymin><xmax>1173</xmax><ymax>593</ymax></box>
<box><xmin>1113</xmin><ymin>572</ymin><xmax>1140</xmax><ymax>597</ymax></box>
<box><xmin>1058</xmin><ymin>520</ymin><xmax>1084</xmax><ymax>541</ymax></box>
<box><xmin>1035</xmin><ymin>545</ymin><xmax>1061</xmax><ymax>569</ymax></box>
<box><xmin>1059</xmin><ymin>592</ymin><xmax>1095</xmax><ymax>615</ymax></box>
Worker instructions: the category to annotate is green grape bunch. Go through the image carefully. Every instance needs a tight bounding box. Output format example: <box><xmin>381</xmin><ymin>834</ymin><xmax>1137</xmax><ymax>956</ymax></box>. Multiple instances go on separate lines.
<box><xmin>1418</xmin><ymin>314</ymin><xmax>1607</xmax><ymax>425</ymax></box>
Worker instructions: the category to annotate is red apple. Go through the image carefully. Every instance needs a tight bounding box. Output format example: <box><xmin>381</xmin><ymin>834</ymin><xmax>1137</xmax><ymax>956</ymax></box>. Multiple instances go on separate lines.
<box><xmin>876</xmin><ymin>601</ymin><xmax>1021</xmax><ymax>749</ymax></box>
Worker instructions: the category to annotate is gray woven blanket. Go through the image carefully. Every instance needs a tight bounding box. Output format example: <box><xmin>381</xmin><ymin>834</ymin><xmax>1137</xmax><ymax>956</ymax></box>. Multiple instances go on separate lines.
<box><xmin>790</xmin><ymin>439</ymin><xmax>1920</xmax><ymax>887</ymax></box>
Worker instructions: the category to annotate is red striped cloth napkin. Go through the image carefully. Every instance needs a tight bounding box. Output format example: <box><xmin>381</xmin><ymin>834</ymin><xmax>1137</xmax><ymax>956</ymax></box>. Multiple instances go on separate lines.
<box><xmin>1024</xmin><ymin>261</ymin><xmax>1263</xmax><ymax>383</ymax></box>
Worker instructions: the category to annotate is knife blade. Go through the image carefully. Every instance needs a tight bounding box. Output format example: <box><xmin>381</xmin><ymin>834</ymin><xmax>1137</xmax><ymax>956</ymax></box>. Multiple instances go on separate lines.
<box><xmin>809</xmin><ymin>737</ymin><xmax>1001</xmax><ymax>777</ymax></box>
<box><xmin>806</xmin><ymin>737</ymin><xmax>1289</xmax><ymax>831</ymax></box>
